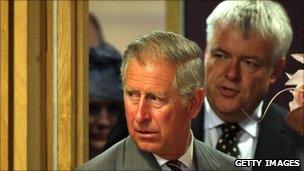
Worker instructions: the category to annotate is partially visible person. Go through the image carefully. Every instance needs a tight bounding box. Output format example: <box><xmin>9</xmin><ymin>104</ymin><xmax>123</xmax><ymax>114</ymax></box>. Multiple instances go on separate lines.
<box><xmin>200</xmin><ymin>0</ymin><xmax>303</xmax><ymax>163</ymax></box>
<box><xmin>101</xmin><ymin>1</ymin><xmax>303</xmax><ymax>171</ymax></box>
<box><xmin>78</xmin><ymin>30</ymin><xmax>247</xmax><ymax>171</ymax></box>
<box><xmin>198</xmin><ymin>1</ymin><xmax>303</xmax><ymax>170</ymax></box>
<box><xmin>88</xmin><ymin>13</ymin><xmax>123</xmax><ymax>159</ymax></box>
<box><xmin>89</xmin><ymin>13</ymin><xmax>103</xmax><ymax>48</ymax></box>
<box><xmin>89</xmin><ymin>47</ymin><xmax>123</xmax><ymax>159</ymax></box>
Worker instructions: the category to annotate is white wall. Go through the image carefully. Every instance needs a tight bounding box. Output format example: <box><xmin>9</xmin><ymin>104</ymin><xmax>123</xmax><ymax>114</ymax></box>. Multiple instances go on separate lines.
<box><xmin>89</xmin><ymin>1</ymin><xmax>166</xmax><ymax>54</ymax></box>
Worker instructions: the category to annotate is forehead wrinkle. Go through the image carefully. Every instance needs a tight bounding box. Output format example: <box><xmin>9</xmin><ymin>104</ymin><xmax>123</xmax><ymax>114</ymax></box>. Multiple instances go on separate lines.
<box><xmin>125</xmin><ymin>75</ymin><xmax>171</xmax><ymax>97</ymax></box>
<box><xmin>124</xmin><ymin>58</ymin><xmax>175</xmax><ymax>95</ymax></box>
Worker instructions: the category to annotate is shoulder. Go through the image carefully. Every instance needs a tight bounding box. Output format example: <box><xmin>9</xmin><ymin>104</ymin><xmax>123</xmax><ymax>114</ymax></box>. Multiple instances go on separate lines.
<box><xmin>77</xmin><ymin>137</ymin><xmax>160</xmax><ymax>170</ymax></box>
<box><xmin>265</xmin><ymin>104</ymin><xmax>302</xmax><ymax>141</ymax></box>
<box><xmin>259</xmin><ymin>103</ymin><xmax>304</xmax><ymax>158</ymax></box>
<box><xmin>194</xmin><ymin>139</ymin><xmax>250</xmax><ymax>171</ymax></box>
<box><xmin>268</xmin><ymin>103</ymin><xmax>287</xmax><ymax>117</ymax></box>
<box><xmin>76</xmin><ymin>137</ymin><xmax>128</xmax><ymax>171</ymax></box>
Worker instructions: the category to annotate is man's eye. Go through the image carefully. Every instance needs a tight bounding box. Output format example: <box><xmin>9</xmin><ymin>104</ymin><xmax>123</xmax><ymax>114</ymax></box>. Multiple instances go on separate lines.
<box><xmin>242</xmin><ymin>59</ymin><xmax>259</xmax><ymax>70</ymax></box>
<box><xmin>213</xmin><ymin>53</ymin><xmax>228</xmax><ymax>60</ymax></box>
<box><xmin>147</xmin><ymin>95</ymin><xmax>165</xmax><ymax>108</ymax></box>
<box><xmin>150</xmin><ymin>96</ymin><xmax>159</xmax><ymax>101</ymax></box>
<box><xmin>126</xmin><ymin>91</ymin><xmax>140</xmax><ymax>102</ymax></box>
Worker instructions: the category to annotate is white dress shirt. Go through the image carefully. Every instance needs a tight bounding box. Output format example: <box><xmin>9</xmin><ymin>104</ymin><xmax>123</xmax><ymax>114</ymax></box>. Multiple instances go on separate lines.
<box><xmin>153</xmin><ymin>131</ymin><xmax>194</xmax><ymax>171</ymax></box>
<box><xmin>204</xmin><ymin>98</ymin><xmax>262</xmax><ymax>159</ymax></box>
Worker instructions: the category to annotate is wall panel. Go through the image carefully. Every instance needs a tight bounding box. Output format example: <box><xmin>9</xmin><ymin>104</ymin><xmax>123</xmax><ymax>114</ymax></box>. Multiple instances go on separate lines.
<box><xmin>0</xmin><ymin>1</ymin><xmax>88</xmax><ymax>170</ymax></box>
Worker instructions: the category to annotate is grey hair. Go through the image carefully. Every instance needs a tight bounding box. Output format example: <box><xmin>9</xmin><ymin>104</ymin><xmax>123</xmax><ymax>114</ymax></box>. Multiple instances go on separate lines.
<box><xmin>206</xmin><ymin>0</ymin><xmax>293</xmax><ymax>64</ymax></box>
<box><xmin>121</xmin><ymin>30</ymin><xmax>203</xmax><ymax>103</ymax></box>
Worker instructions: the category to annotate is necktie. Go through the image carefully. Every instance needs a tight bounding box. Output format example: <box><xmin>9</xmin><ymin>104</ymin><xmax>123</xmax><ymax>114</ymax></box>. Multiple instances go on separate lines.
<box><xmin>166</xmin><ymin>160</ymin><xmax>182</xmax><ymax>171</ymax></box>
<box><xmin>216</xmin><ymin>123</ymin><xmax>241</xmax><ymax>158</ymax></box>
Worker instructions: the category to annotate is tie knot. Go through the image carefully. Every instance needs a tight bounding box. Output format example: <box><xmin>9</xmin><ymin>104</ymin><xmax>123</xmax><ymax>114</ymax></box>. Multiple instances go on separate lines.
<box><xmin>166</xmin><ymin>160</ymin><xmax>182</xmax><ymax>171</ymax></box>
<box><xmin>220</xmin><ymin>123</ymin><xmax>240</xmax><ymax>134</ymax></box>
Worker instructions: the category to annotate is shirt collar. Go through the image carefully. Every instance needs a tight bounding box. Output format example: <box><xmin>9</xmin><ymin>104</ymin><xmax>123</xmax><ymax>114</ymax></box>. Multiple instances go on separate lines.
<box><xmin>153</xmin><ymin>131</ymin><xmax>194</xmax><ymax>169</ymax></box>
<box><xmin>204</xmin><ymin>98</ymin><xmax>262</xmax><ymax>138</ymax></box>
<box><xmin>239</xmin><ymin>101</ymin><xmax>262</xmax><ymax>138</ymax></box>
<box><xmin>204</xmin><ymin>98</ymin><xmax>224</xmax><ymax>130</ymax></box>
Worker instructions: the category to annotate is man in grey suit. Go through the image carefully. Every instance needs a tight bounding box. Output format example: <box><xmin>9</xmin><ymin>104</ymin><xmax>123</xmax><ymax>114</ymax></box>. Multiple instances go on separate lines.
<box><xmin>78</xmin><ymin>31</ymin><xmax>247</xmax><ymax>171</ymax></box>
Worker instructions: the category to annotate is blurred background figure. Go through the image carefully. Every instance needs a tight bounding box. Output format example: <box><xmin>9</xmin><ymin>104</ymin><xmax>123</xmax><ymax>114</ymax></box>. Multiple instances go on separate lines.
<box><xmin>88</xmin><ymin>13</ymin><xmax>123</xmax><ymax>159</ymax></box>
<box><xmin>89</xmin><ymin>13</ymin><xmax>103</xmax><ymax>48</ymax></box>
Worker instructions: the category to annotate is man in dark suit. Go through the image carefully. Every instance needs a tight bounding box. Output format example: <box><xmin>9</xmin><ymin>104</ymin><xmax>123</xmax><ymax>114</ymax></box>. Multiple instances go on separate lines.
<box><xmin>102</xmin><ymin>1</ymin><xmax>303</xmax><ymax>171</ymax></box>
<box><xmin>200</xmin><ymin>1</ymin><xmax>303</xmax><ymax>169</ymax></box>
<box><xmin>78</xmin><ymin>30</ymin><xmax>247</xmax><ymax>170</ymax></box>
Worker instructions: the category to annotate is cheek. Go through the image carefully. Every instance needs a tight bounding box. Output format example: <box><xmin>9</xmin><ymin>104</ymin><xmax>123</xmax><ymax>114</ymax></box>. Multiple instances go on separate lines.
<box><xmin>243</xmin><ymin>74</ymin><xmax>271</xmax><ymax>96</ymax></box>
<box><xmin>204</xmin><ymin>67</ymin><xmax>213</xmax><ymax>84</ymax></box>
<box><xmin>205</xmin><ymin>62</ymin><xmax>224</xmax><ymax>79</ymax></box>
<box><xmin>124</xmin><ymin>102</ymin><xmax>136</xmax><ymax>127</ymax></box>
<box><xmin>204</xmin><ymin>59</ymin><xmax>213</xmax><ymax>76</ymax></box>
<box><xmin>125</xmin><ymin>107</ymin><xmax>134</xmax><ymax>121</ymax></box>
<box><xmin>166</xmin><ymin>107</ymin><xmax>187</xmax><ymax>125</ymax></box>
<box><xmin>204</xmin><ymin>66</ymin><xmax>220</xmax><ymax>91</ymax></box>
<box><xmin>124</xmin><ymin>97</ymin><xmax>135</xmax><ymax>113</ymax></box>
<box><xmin>151</xmin><ymin>107</ymin><xmax>175</xmax><ymax>128</ymax></box>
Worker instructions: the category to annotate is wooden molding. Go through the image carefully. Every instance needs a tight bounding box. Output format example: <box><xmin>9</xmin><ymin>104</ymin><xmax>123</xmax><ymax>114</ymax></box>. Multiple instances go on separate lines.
<box><xmin>0</xmin><ymin>1</ymin><xmax>9</xmax><ymax>170</ymax></box>
<box><xmin>75</xmin><ymin>1</ymin><xmax>89</xmax><ymax>166</ymax></box>
<box><xmin>0</xmin><ymin>1</ymin><xmax>88</xmax><ymax>170</ymax></box>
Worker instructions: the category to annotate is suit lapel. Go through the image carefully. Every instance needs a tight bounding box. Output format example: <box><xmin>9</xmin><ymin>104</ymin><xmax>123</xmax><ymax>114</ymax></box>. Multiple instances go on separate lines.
<box><xmin>254</xmin><ymin>104</ymin><xmax>292</xmax><ymax>159</ymax></box>
<box><xmin>193</xmin><ymin>139</ymin><xmax>220</xmax><ymax>170</ymax></box>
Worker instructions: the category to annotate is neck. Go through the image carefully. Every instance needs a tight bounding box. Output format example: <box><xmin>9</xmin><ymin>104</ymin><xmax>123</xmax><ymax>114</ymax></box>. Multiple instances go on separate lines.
<box><xmin>157</xmin><ymin>131</ymin><xmax>191</xmax><ymax>160</ymax></box>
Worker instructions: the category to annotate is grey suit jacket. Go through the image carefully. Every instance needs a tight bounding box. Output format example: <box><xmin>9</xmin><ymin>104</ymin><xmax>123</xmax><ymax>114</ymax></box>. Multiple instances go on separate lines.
<box><xmin>77</xmin><ymin>136</ymin><xmax>249</xmax><ymax>171</ymax></box>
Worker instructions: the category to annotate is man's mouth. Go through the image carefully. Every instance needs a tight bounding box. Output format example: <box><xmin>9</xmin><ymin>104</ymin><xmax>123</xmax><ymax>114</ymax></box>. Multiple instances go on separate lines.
<box><xmin>219</xmin><ymin>86</ymin><xmax>240</xmax><ymax>98</ymax></box>
<box><xmin>135</xmin><ymin>129</ymin><xmax>158</xmax><ymax>139</ymax></box>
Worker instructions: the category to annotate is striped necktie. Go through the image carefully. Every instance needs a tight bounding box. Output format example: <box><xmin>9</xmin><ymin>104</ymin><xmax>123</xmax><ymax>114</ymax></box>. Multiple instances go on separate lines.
<box><xmin>166</xmin><ymin>160</ymin><xmax>182</xmax><ymax>171</ymax></box>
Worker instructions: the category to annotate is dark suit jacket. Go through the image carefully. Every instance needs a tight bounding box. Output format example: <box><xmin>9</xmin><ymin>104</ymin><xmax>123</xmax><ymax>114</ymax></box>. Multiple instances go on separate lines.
<box><xmin>102</xmin><ymin>104</ymin><xmax>303</xmax><ymax>171</ymax></box>
<box><xmin>78</xmin><ymin>136</ymin><xmax>247</xmax><ymax>171</ymax></box>
<box><xmin>191</xmin><ymin>103</ymin><xmax>304</xmax><ymax>171</ymax></box>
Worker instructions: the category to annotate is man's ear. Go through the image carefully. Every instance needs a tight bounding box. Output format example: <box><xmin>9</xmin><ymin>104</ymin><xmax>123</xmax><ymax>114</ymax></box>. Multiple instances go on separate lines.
<box><xmin>270</xmin><ymin>58</ymin><xmax>286</xmax><ymax>83</ymax></box>
<box><xmin>187</xmin><ymin>88</ymin><xmax>205</xmax><ymax>119</ymax></box>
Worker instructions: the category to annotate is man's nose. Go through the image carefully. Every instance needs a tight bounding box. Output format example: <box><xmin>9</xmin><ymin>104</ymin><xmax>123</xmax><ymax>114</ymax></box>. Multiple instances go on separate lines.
<box><xmin>134</xmin><ymin>98</ymin><xmax>150</xmax><ymax>123</ymax></box>
<box><xmin>225</xmin><ymin>59</ymin><xmax>241</xmax><ymax>81</ymax></box>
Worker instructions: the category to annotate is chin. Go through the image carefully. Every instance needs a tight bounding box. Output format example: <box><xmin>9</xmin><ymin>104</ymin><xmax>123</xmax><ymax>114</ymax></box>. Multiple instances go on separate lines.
<box><xmin>135</xmin><ymin>140</ymin><xmax>162</xmax><ymax>154</ymax></box>
<box><xmin>216</xmin><ymin>100</ymin><xmax>241</xmax><ymax>112</ymax></box>
<box><xmin>91</xmin><ymin>140</ymin><xmax>106</xmax><ymax>149</ymax></box>
<box><xmin>219</xmin><ymin>106</ymin><xmax>239</xmax><ymax>114</ymax></box>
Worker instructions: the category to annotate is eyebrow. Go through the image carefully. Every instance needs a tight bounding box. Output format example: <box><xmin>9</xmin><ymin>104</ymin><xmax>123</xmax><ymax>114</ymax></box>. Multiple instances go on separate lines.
<box><xmin>240</xmin><ymin>55</ymin><xmax>260</xmax><ymax>61</ymax></box>
<box><xmin>124</xmin><ymin>87</ymin><xmax>168</xmax><ymax>97</ymax></box>
<box><xmin>212</xmin><ymin>47</ymin><xmax>260</xmax><ymax>60</ymax></box>
<box><xmin>146</xmin><ymin>92</ymin><xmax>168</xmax><ymax>99</ymax></box>
<box><xmin>211</xmin><ymin>47</ymin><xmax>229</xmax><ymax>55</ymax></box>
